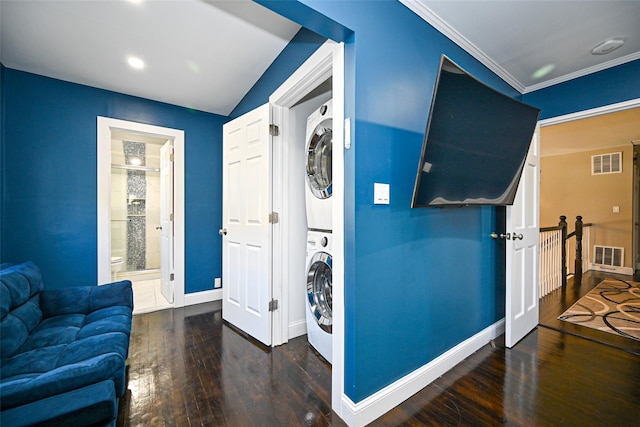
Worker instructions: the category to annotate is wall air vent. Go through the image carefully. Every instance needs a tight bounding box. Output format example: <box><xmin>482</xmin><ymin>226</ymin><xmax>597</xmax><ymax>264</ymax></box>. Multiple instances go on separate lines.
<box><xmin>592</xmin><ymin>152</ymin><xmax>621</xmax><ymax>175</ymax></box>
<box><xmin>593</xmin><ymin>245</ymin><xmax>624</xmax><ymax>268</ymax></box>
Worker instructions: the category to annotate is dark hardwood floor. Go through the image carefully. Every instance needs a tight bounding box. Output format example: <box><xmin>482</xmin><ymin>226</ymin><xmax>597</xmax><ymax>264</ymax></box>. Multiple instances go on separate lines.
<box><xmin>539</xmin><ymin>270</ymin><xmax>640</xmax><ymax>355</ymax></box>
<box><xmin>118</xmin><ymin>276</ymin><xmax>640</xmax><ymax>426</ymax></box>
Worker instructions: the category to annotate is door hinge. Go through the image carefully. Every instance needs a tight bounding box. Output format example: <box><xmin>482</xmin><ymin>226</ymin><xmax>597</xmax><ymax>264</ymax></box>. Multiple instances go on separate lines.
<box><xmin>169</xmin><ymin>153</ymin><xmax>174</xmax><ymax>162</ymax></box>
<box><xmin>268</xmin><ymin>299</ymin><xmax>278</xmax><ymax>312</ymax></box>
<box><xmin>269</xmin><ymin>212</ymin><xmax>279</xmax><ymax>224</ymax></box>
<box><xmin>269</xmin><ymin>124</ymin><xmax>279</xmax><ymax>136</ymax></box>
<box><xmin>170</xmin><ymin>213</ymin><xmax>174</xmax><ymax>221</ymax></box>
<box><xmin>170</xmin><ymin>273</ymin><xmax>174</xmax><ymax>281</ymax></box>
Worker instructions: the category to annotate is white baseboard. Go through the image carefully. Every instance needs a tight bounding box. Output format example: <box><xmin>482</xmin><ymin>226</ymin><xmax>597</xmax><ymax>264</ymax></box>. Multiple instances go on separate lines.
<box><xmin>339</xmin><ymin>319</ymin><xmax>505</xmax><ymax>427</ymax></box>
<box><xmin>288</xmin><ymin>319</ymin><xmax>307</xmax><ymax>339</ymax></box>
<box><xmin>183</xmin><ymin>288</ymin><xmax>222</xmax><ymax>306</ymax></box>
<box><xmin>591</xmin><ymin>263</ymin><xmax>634</xmax><ymax>276</ymax></box>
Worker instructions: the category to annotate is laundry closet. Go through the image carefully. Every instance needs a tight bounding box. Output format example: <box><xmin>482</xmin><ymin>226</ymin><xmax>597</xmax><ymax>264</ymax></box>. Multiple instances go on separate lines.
<box><xmin>220</xmin><ymin>42</ymin><xmax>341</xmax><ymax>360</ymax></box>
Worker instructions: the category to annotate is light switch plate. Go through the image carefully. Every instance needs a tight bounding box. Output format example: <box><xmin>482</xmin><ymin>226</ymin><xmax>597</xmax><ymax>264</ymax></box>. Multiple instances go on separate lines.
<box><xmin>613</xmin><ymin>205</ymin><xmax>620</xmax><ymax>213</ymax></box>
<box><xmin>374</xmin><ymin>183</ymin><xmax>390</xmax><ymax>205</ymax></box>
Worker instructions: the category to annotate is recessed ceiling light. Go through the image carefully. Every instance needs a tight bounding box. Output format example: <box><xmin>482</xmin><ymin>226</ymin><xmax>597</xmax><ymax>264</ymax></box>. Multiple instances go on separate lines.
<box><xmin>591</xmin><ymin>38</ymin><xmax>625</xmax><ymax>55</ymax></box>
<box><xmin>127</xmin><ymin>56</ymin><xmax>145</xmax><ymax>70</ymax></box>
<box><xmin>129</xmin><ymin>157</ymin><xmax>142</xmax><ymax>166</ymax></box>
<box><xmin>531</xmin><ymin>63</ymin><xmax>555</xmax><ymax>80</ymax></box>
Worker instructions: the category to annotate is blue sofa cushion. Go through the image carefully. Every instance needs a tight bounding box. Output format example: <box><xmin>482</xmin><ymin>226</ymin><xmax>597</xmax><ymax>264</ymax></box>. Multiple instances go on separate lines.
<box><xmin>0</xmin><ymin>262</ymin><xmax>44</xmax><ymax>358</ymax></box>
<box><xmin>1</xmin><ymin>353</ymin><xmax>124</xmax><ymax>410</ymax></box>
<box><xmin>0</xmin><ymin>262</ymin><xmax>133</xmax><ymax>415</ymax></box>
<box><xmin>0</xmin><ymin>379</ymin><xmax>117</xmax><ymax>427</ymax></box>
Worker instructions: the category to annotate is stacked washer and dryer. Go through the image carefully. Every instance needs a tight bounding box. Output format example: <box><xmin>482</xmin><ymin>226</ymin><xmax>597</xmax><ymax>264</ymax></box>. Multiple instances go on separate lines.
<box><xmin>304</xmin><ymin>100</ymin><xmax>333</xmax><ymax>363</ymax></box>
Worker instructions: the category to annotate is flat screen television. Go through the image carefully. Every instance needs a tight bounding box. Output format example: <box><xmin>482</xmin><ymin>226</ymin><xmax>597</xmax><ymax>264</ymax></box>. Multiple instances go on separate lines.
<box><xmin>411</xmin><ymin>55</ymin><xmax>541</xmax><ymax>207</ymax></box>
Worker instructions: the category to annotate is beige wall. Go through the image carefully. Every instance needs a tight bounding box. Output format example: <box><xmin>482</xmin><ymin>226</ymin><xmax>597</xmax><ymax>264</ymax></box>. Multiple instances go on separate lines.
<box><xmin>541</xmin><ymin>145</ymin><xmax>633</xmax><ymax>268</ymax></box>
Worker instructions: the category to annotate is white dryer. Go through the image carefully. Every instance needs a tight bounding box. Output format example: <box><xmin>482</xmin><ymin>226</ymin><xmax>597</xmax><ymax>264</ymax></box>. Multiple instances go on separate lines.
<box><xmin>305</xmin><ymin>229</ymin><xmax>332</xmax><ymax>363</ymax></box>
<box><xmin>305</xmin><ymin>100</ymin><xmax>333</xmax><ymax>232</ymax></box>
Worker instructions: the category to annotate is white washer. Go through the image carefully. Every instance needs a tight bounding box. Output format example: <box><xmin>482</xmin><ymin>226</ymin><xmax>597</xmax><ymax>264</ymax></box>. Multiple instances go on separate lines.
<box><xmin>305</xmin><ymin>230</ymin><xmax>332</xmax><ymax>363</ymax></box>
<box><xmin>305</xmin><ymin>100</ymin><xmax>333</xmax><ymax>232</ymax></box>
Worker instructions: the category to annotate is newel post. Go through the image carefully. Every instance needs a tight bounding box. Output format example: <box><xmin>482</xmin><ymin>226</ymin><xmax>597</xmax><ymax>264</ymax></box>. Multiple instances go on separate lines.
<box><xmin>559</xmin><ymin>215</ymin><xmax>568</xmax><ymax>288</ymax></box>
<box><xmin>574</xmin><ymin>216</ymin><xmax>583</xmax><ymax>283</ymax></box>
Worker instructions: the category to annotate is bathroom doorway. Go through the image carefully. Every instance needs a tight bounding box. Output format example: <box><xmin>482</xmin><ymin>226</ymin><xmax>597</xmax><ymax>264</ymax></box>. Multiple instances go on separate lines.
<box><xmin>110</xmin><ymin>131</ymin><xmax>173</xmax><ymax>313</ymax></box>
<box><xmin>97</xmin><ymin>117</ymin><xmax>186</xmax><ymax>314</ymax></box>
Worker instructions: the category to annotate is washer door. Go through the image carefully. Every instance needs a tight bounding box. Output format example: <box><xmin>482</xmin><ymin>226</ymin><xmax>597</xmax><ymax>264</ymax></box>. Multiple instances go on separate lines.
<box><xmin>306</xmin><ymin>118</ymin><xmax>333</xmax><ymax>199</ymax></box>
<box><xmin>307</xmin><ymin>251</ymin><xmax>332</xmax><ymax>333</ymax></box>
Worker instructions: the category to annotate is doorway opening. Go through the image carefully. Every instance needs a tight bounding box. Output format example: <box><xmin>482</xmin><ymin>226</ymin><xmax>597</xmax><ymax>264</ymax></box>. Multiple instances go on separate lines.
<box><xmin>97</xmin><ymin>117</ymin><xmax>186</xmax><ymax>313</ymax></box>
<box><xmin>110</xmin><ymin>130</ymin><xmax>173</xmax><ymax>313</ymax></box>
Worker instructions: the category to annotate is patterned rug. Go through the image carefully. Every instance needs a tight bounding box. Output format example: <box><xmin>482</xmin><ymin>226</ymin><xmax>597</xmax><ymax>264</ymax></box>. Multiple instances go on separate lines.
<box><xmin>558</xmin><ymin>279</ymin><xmax>640</xmax><ymax>341</ymax></box>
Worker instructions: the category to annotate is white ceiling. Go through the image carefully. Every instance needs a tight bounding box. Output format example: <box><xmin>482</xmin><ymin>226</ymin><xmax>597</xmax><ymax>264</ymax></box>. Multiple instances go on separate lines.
<box><xmin>402</xmin><ymin>0</ymin><xmax>640</xmax><ymax>93</ymax></box>
<box><xmin>2</xmin><ymin>0</ymin><xmax>639</xmax><ymax>155</ymax></box>
<box><xmin>401</xmin><ymin>0</ymin><xmax>640</xmax><ymax>157</ymax></box>
<box><xmin>0</xmin><ymin>0</ymin><xmax>301</xmax><ymax>116</ymax></box>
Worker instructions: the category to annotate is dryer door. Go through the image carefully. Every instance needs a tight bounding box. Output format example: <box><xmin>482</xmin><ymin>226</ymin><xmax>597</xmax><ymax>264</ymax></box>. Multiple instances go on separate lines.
<box><xmin>306</xmin><ymin>119</ymin><xmax>333</xmax><ymax>200</ymax></box>
<box><xmin>307</xmin><ymin>251</ymin><xmax>333</xmax><ymax>333</ymax></box>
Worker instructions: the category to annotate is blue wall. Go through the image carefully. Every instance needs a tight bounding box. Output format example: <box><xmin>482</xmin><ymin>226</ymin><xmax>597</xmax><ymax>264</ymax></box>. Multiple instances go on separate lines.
<box><xmin>1</xmin><ymin>69</ymin><xmax>226</xmax><ymax>292</ymax></box>
<box><xmin>260</xmin><ymin>0</ymin><xmax>515</xmax><ymax>402</ymax></box>
<box><xmin>522</xmin><ymin>59</ymin><xmax>640</xmax><ymax>119</ymax></box>
<box><xmin>260</xmin><ymin>0</ymin><xmax>640</xmax><ymax>404</ymax></box>
<box><xmin>230</xmin><ymin>27</ymin><xmax>327</xmax><ymax>118</ymax></box>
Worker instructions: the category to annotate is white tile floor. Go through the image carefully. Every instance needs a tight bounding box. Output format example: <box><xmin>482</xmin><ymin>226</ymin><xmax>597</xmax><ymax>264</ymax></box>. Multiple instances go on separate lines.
<box><xmin>131</xmin><ymin>278</ymin><xmax>173</xmax><ymax>315</ymax></box>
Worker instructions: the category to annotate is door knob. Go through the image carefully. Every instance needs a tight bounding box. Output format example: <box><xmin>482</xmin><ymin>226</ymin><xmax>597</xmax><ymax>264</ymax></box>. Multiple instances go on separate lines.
<box><xmin>490</xmin><ymin>232</ymin><xmax>511</xmax><ymax>240</ymax></box>
<box><xmin>219</xmin><ymin>228</ymin><xmax>227</xmax><ymax>236</ymax></box>
<box><xmin>156</xmin><ymin>226</ymin><xmax>162</xmax><ymax>230</ymax></box>
<box><xmin>513</xmin><ymin>233</ymin><xmax>524</xmax><ymax>240</ymax></box>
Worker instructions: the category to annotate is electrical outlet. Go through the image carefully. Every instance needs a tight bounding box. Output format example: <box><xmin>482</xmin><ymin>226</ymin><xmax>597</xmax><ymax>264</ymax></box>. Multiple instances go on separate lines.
<box><xmin>214</xmin><ymin>278</ymin><xmax>222</xmax><ymax>288</ymax></box>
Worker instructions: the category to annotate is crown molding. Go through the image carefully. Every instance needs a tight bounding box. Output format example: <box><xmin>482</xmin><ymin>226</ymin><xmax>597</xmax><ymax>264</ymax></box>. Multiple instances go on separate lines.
<box><xmin>523</xmin><ymin>51</ymin><xmax>640</xmax><ymax>94</ymax></box>
<box><xmin>400</xmin><ymin>0</ymin><xmax>526</xmax><ymax>93</ymax></box>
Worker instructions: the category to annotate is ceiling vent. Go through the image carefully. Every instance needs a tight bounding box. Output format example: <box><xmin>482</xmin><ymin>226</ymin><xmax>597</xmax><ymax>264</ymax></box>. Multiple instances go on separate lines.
<box><xmin>591</xmin><ymin>38</ymin><xmax>625</xmax><ymax>55</ymax></box>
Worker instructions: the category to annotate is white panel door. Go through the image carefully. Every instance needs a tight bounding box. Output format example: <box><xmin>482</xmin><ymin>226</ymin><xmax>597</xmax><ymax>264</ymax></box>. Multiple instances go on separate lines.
<box><xmin>506</xmin><ymin>127</ymin><xmax>540</xmax><ymax>348</ymax></box>
<box><xmin>160</xmin><ymin>140</ymin><xmax>174</xmax><ymax>303</ymax></box>
<box><xmin>222</xmin><ymin>103</ymin><xmax>272</xmax><ymax>346</ymax></box>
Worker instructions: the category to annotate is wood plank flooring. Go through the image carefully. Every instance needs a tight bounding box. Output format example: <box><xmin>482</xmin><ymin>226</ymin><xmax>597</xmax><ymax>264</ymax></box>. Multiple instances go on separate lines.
<box><xmin>117</xmin><ymin>277</ymin><xmax>640</xmax><ymax>426</ymax></box>
<box><xmin>539</xmin><ymin>270</ymin><xmax>640</xmax><ymax>355</ymax></box>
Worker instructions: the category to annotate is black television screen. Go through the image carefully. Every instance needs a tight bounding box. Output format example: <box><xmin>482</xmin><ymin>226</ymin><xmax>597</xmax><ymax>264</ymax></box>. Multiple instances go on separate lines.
<box><xmin>411</xmin><ymin>55</ymin><xmax>540</xmax><ymax>207</ymax></box>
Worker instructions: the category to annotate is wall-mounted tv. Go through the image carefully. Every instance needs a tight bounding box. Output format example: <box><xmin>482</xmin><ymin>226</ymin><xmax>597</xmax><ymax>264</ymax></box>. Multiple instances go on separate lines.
<box><xmin>411</xmin><ymin>55</ymin><xmax>540</xmax><ymax>207</ymax></box>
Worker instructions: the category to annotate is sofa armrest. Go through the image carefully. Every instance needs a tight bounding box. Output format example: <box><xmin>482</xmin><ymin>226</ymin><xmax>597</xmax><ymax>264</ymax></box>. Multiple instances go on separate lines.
<box><xmin>40</xmin><ymin>280</ymin><xmax>133</xmax><ymax>316</ymax></box>
<box><xmin>0</xmin><ymin>380</ymin><xmax>117</xmax><ymax>427</ymax></box>
<box><xmin>1</xmin><ymin>352</ymin><xmax>126</xmax><ymax>410</ymax></box>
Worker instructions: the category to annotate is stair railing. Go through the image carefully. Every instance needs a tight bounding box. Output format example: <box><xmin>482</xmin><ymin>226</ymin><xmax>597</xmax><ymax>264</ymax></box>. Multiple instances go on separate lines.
<box><xmin>539</xmin><ymin>215</ymin><xmax>592</xmax><ymax>298</ymax></box>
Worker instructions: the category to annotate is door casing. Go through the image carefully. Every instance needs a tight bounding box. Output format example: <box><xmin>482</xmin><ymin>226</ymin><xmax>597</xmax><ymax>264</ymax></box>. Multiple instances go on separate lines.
<box><xmin>97</xmin><ymin>117</ymin><xmax>185</xmax><ymax>308</ymax></box>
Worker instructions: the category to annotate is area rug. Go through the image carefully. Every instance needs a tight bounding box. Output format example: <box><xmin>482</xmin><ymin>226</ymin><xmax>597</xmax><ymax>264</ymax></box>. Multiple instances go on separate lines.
<box><xmin>558</xmin><ymin>279</ymin><xmax>640</xmax><ymax>341</ymax></box>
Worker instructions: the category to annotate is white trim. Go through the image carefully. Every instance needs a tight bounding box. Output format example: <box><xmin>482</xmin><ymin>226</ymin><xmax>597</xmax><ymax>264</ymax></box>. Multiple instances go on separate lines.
<box><xmin>184</xmin><ymin>289</ymin><xmax>222</xmax><ymax>306</ymax></box>
<box><xmin>268</xmin><ymin>40</ymin><xmax>347</xmax><ymax>420</ymax></box>
<box><xmin>399</xmin><ymin>0</ymin><xmax>524</xmax><ymax>93</ymax></box>
<box><xmin>268</xmin><ymin>41</ymin><xmax>340</xmax><ymax>343</ymax></box>
<box><xmin>288</xmin><ymin>319</ymin><xmax>307</xmax><ymax>339</ymax></box>
<box><xmin>400</xmin><ymin>0</ymin><xmax>640</xmax><ymax>95</ymax></box>
<box><xmin>97</xmin><ymin>117</ymin><xmax>185</xmax><ymax>308</ymax></box>
<box><xmin>523</xmin><ymin>51</ymin><xmax>640</xmax><ymax>94</ymax></box>
<box><xmin>539</xmin><ymin>98</ymin><xmax>640</xmax><ymax>127</ymax></box>
<box><xmin>270</xmin><ymin>42</ymin><xmax>335</xmax><ymax>107</ymax></box>
<box><xmin>590</xmin><ymin>264</ymin><xmax>634</xmax><ymax>276</ymax></box>
<box><xmin>338</xmin><ymin>319</ymin><xmax>505</xmax><ymax>427</ymax></box>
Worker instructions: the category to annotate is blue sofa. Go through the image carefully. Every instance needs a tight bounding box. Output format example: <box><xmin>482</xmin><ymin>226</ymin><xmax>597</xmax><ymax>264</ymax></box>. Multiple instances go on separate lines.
<box><xmin>0</xmin><ymin>261</ymin><xmax>133</xmax><ymax>427</ymax></box>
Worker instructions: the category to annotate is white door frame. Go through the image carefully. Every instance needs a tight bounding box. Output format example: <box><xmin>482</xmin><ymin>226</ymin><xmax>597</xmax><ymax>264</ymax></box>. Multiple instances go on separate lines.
<box><xmin>538</xmin><ymin>98</ymin><xmax>640</xmax><ymax>276</ymax></box>
<box><xmin>269</xmin><ymin>40</ymin><xmax>346</xmax><ymax>414</ymax></box>
<box><xmin>97</xmin><ymin>117</ymin><xmax>185</xmax><ymax>308</ymax></box>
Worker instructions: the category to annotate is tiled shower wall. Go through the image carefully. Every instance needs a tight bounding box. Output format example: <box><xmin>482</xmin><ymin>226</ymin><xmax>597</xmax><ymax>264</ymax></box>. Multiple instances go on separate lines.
<box><xmin>111</xmin><ymin>139</ymin><xmax>161</xmax><ymax>272</ymax></box>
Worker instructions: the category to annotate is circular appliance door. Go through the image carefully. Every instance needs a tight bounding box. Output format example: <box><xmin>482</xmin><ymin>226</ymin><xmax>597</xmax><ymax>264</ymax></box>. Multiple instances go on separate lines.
<box><xmin>307</xmin><ymin>251</ymin><xmax>332</xmax><ymax>333</ymax></box>
<box><xmin>306</xmin><ymin>119</ymin><xmax>333</xmax><ymax>199</ymax></box>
